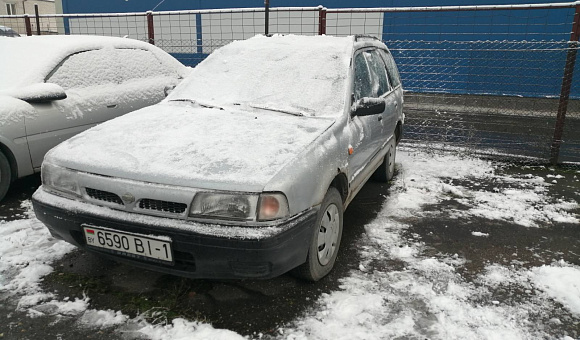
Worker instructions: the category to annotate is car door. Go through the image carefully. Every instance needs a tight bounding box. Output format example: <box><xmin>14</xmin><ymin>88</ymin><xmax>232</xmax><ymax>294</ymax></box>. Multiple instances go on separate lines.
<box><xmin>347</xmin><ymin>48</ymin><xmax>392</xmax><ymax>188</ymax></box>
<box><xmin>378</xmin><ymin>49</ymin><xmax>403</xmax><ymax>133</ymax></box>
<box><xmin>25</xmin><ymin>48</ymin><xmax>176</xmax><ymax>169</ymax></box>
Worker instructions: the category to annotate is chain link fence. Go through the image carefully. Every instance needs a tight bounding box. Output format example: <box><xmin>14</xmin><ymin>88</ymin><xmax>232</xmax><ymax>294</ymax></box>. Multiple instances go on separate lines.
<box><xmin>1</xmin><ymin>3</ymin><xmax>579</xmax><ymax>164</ymax></box>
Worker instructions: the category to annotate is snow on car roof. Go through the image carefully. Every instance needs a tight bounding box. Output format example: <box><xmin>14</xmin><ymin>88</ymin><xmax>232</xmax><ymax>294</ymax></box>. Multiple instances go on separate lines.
<box><xmin>167</xmin><ymin>34</ymin><xmax>354</xmax><ymax>117</ymax></box>
<box><xmin>0</xmin><ymin>35</ymin><xmax>186</xmax><ymax>91</ymax></box>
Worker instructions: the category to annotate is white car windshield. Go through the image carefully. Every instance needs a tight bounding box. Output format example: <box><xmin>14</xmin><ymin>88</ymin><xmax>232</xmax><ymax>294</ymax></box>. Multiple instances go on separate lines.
<box><xmin>167</xmin><ymin>35</ymin><xmax>352</xmax><ymax>118</ymax></box>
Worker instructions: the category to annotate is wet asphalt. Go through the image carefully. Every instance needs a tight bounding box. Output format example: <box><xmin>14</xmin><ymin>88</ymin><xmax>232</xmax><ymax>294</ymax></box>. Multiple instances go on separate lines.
<box><xmin>0</xmin><ymin>173</ymin><xmax>390</xmax><ymax>340</ymax></box>
<box><xmin>0</xmin><ymin>163</ymin><xmax>579</xmax><ymax>339</ymax></box>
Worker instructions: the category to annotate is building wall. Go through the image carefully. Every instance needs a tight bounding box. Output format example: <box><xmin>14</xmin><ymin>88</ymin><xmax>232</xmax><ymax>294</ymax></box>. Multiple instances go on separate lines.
<box><xmin>1</xmin><ymin>0</ymin><xmax>57</xmax><ymax>34</ymax></box>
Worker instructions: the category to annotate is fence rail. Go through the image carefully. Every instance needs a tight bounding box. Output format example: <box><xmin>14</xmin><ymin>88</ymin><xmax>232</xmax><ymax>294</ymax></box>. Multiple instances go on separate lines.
<box><xmin>2</xmin><ymin>3</ymin><xmax>580</xmax><ymax>164</ymax></box>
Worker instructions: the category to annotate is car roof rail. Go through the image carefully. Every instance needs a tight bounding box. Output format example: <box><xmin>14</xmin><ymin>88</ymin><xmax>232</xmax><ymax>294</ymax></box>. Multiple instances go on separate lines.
<box><xmin>354</xmin><ymin>35</ymin><xmax>382</xmax><ymax>42</ymax></box>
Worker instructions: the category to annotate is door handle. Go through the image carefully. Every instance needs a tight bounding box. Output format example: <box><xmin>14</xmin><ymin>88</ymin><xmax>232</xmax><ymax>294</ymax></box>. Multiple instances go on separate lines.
<box><xmin>107</xmin><ymin>104</ymin><xmax>118</xmax><ymax>109</ymax></box>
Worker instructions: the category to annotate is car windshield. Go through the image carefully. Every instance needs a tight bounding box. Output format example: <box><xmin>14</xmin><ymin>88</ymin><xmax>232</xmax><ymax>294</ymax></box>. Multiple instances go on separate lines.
<box><xmin>166</xmin><ymin>35</ymin><xmax>352</xmax><ymax>118</ymax></box>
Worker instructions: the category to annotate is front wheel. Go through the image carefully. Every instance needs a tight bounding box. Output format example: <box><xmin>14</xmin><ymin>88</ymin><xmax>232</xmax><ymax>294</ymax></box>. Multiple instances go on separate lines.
<box><xmin>0</xmin><ymin>151</ymin><xmax>11</xmax><ymax>202</ymax></box>
<box><xmin>293</xmin><ymin>187</ymin><xmax>343</xmax><ymax>282</ymax></box>
<box><xmin>372</xmin><ymin>138</ymin><xmax>397</xmax><ymax>182</ymax></box>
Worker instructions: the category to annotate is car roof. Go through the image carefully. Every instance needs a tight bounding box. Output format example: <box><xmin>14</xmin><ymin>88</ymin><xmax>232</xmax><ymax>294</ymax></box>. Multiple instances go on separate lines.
<box><xmin>352</xmin><ymin>35</ymin><xmax>389</xmax><ymax>51</ymax></box>
<box><xmin>0</xmin><ymin>35</ymin><xmax>186</xmax><ymax>91</ymax></box>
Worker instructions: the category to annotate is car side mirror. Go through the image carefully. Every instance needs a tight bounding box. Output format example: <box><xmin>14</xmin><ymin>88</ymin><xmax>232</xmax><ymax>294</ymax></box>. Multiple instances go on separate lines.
<box><xmin>351</xmin><ymin>97</ymin><xmax>385</xmax><ymax>117</ymax></box>
<box><xmin>11</xmin><ymin>83</ymin><xmax>67</xmax><ymax>103</ymax></box>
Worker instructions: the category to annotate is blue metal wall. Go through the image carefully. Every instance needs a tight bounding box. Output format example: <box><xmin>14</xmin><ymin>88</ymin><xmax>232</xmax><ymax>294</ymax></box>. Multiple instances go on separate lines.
<box><xmin>60</xmin><ymin>1</ymin><xmax>577</xmax><ymax>98</ymax></box>
<box><xmin>60</xmin><ymin>0</ymin><xmax>573</xmax><ymax>13</ymax></box>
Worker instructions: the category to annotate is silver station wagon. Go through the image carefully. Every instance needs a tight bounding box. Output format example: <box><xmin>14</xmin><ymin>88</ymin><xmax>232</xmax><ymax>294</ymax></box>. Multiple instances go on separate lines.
<box><xmin>32</xmin><ymin>34</ymin><xmax>404</xmax><ymax>281</ymax></box>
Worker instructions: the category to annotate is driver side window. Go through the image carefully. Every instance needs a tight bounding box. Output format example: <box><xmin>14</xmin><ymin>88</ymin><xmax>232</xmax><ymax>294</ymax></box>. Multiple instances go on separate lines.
<box><xmin>354</xmin><ymin>49</ymin><xmax>391</xmax><ymax>102</ymax></box>
<box><xmin>354</xmin><ymin>52</ymin><xmax>372</xmax><ymax>101</ymax></box>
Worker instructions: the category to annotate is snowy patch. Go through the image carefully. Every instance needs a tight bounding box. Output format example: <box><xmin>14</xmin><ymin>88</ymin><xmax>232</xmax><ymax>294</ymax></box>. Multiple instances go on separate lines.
<box><xmin>133</xmin><ymin>318</ymin><xmax>245</xmax><ymax>340</ymax></box>
<box><xmin>0</xmin><ymin>95</ymin><xmax>36</xmax><ymax>126</ymax></box>
<box><xmin>0</xmin><ymin>201</ymin><xmax>75</xmax><ymax>298</ymax></box>
<box><xmin>286</xmin><ymin>148</ymin><xmax>579</xmax><ymax>339</ymax></box>
<box><xmin>529</xmin><ymin>261</ymin><xmax>580</xmax><ymax>316</ymax></box>
<box><xmin>78</xmin><ymin>309</ymin><xmax>129</xmax><ymax>328</ymax></box>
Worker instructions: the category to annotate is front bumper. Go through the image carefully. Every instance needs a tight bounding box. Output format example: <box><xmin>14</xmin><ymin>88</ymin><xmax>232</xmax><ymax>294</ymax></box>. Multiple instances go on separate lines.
<box><xmin>32</xmin><ymin>188</ymin><xmax>317</xmax><ymax>279</ymax></box>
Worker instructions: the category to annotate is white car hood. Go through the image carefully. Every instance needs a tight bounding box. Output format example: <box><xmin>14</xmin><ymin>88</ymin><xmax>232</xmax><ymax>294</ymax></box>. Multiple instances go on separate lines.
<box><xmin>46</xmin><ymin>102</ymin><xmax>335</xmax><ymax>192</ymax></box>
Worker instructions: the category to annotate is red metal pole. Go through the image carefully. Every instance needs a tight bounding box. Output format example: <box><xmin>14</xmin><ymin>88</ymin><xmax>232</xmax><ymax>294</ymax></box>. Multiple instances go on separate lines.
<box><xmin>550</xmin><ymin>4</ymin><xmax>580</xmax><ymax>164</ymax></box>
<box><xmin>147</xmin><ymin>11</ymin><xmax>155</xmax><ymax>45</ymax></box>
<box><xmin>24</xmin><ymin>15</ymin><xmax>32</xmax><ymax>36</ymax></box>
<box><xmin>318</xmin><ymin>7</ymin><xmax>326</xmax><ymax>35</ymax></box>
<box><xmin>34</xmin><ymin>4</ymin><xmax>40</xmax><ymax>35</ymax></box>
<box><xmin>264</xmin><ymin>0</ymin><xmax>270</xmax><ymax>35</ymax></box>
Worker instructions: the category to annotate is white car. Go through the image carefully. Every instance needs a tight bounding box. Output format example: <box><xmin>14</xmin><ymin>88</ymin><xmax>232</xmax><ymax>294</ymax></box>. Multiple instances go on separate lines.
<box><xmin>0</xmin><ymin>35</ymin><xmax>189</xmax><ymax>200</ymax></box>
<box><xmin>33</xmin><ymin>35</ymin><xmax>404</xmax><ymax>281</ymax></box>
<box><xmin>0</xmin><ymin>25</ymin><xmax>19</xmax><ymax>37</ymax></box>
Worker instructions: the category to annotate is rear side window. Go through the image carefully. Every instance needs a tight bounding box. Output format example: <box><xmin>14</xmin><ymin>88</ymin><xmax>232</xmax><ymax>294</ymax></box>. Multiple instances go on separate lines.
<box><xmin>47</xmin><ymin>48</ymin><xmax>175</xmax><ymax>90</ymax></box>
<box><xmin>379</xmin><ymin>49</ymin><xmax>401</xmax><ymax>88</ymax></box>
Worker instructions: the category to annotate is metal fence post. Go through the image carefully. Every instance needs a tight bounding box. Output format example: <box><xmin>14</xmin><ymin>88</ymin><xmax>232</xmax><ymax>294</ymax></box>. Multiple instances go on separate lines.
<box><xmin>264</xmin><ymin>0</ymin><xmax>270</xmax><ymax>35</ymax></box>
<box><xmin>34</xmin><ymin>4</ymin><xmax>40</xmax><ymax>35</ymax></box>
<box><xmin>318</xmin><ymin>6</ymin><xmax>326</xmax><ymax>35</ymax></box>
<box><xmin>550</xmin><ymin>4</ymin><xmax>580</xmax><ymax>165</ymax></box>
<box><xmin>24</xmin><ymin>15</ymin><xmax>32</xmax><ymax>36</ymax></box>
<box><xmin>147</xmin><ymin>11</ymin><xmax>155</xmax><ymax>45</ymax></box>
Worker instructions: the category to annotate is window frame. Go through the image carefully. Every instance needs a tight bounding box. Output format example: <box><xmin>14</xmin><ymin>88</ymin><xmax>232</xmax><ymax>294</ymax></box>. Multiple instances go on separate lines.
<box><xmin>6</xmin><ymin>3</ymin><xmax>16</xmax><ymax>15</ymax></box>
<box><xmin>352</xmin><ymin>47</ymin><xmax>394</xmax><ymax>104</ymax></box>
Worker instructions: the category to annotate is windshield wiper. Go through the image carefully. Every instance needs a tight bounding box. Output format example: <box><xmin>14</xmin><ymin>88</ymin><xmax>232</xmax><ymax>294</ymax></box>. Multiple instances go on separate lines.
<box><xmin>169</xmin><ymin>98</ymin><xmax>224</xmax><ymax>111</ymax></box>
<box><xmin>249</xmin><ymin>104</ymin><xmax>304</xmax><ymax>116</ymax></box>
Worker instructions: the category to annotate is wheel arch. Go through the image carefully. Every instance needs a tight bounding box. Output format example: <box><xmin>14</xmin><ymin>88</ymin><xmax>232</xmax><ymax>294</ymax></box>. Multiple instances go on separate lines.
<box><xmin>395</xmin><ymin>121</ymin><xmax>403</xmax><ymax>145</ymax></box>
<box><xmin>0</xmin><ymin>142</ymin><xmax>18</xmax><ymax>182</ymax></box>
<box><xmin>329</xmin><ymin>171</ymin><xmax>348</xmax><ymax>205</ymax></box>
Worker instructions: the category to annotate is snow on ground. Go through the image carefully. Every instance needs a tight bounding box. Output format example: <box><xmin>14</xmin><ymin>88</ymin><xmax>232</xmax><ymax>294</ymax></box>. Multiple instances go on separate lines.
<box><xmin>1</xmin><ymin>147</ymin><xmax>579</xmax><ymax>339</ymax></box>
<box><xmin>284</xmin><ymin>148</ymin><xmax>580</xmax><ymax>340</ymax></box>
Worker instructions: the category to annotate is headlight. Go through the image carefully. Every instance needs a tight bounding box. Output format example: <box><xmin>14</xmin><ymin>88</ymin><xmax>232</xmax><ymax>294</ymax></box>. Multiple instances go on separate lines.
<box><xmin>41</xmin><ymin>163</ymin><xmax>81</xmax><ymax>197</ymax></box>
<box><xmin>190</xmin><ymin>192</ymin><xmax>259</xmax><ymax>221</ymax></box>
<box><xmin>258</xmin><ymin>193</ymin><xmax>289</xmax><ymax>221</ymax></box>
<box><xmin>189</xmin><ymin>192</ymin><xmax>290</xmax><ymax>222</ymax></box>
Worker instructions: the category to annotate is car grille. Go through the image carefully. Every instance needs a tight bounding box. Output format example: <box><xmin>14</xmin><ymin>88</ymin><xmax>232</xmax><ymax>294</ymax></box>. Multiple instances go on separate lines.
<box><xmin>86</xmin><ymin>188</ymin><xmax>124</xmax><ymax>205</ymax></box>
<box><xmin>139</xmin><ymin>199</ymin><xmax>187</xmax><ymax>214</ymax></box>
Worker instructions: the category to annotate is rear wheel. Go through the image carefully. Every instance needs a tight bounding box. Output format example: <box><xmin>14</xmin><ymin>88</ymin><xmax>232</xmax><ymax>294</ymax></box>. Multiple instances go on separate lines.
<box><xmin>0</xmin><ymin>151</ymin><xmax>11</xmax><ymax>202</ymax></box>
<box><xmin>293</xmin><ymin>187</ymin><xmax>343</xmax><ymax>281</ymax></box>
<box><xmin>372</xmin><ymin>138</ymin><xmax>396</xmax><ymax>182</ymax></box>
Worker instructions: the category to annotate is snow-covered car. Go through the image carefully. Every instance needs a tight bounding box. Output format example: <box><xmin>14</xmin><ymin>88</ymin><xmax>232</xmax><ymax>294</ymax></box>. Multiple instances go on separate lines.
<box><xmin>32</xmin><ymin>35</ymin><xmax>404</xmax><ymax>281</ymax></box>
<box><xmin>0</xmin><ymin>35</ymin><xmax>188</xmax><ymax>200</ymax></box>
<box><xmin>0</xmin><ymin>25</ymin><xmax>20</xmax><ymax>37</ymax></box>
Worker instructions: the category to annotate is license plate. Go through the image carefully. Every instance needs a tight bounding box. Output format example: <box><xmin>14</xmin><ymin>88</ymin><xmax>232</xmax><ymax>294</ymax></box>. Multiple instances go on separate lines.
<box><xmin>83</xmin><ymin>225</ymin><xmax>173</xmax><ymax>263</ymax></box>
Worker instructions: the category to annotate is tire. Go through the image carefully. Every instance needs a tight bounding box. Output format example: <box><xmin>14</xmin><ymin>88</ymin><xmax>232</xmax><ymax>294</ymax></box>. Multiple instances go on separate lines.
<box><xmin>293</xmin><ymin>187</ymin><xmax>343</xmax><ymax>282</ymax></box>
<box><xmin>371</xmin><ymin>138</ymin><xmax>397</xmax><ymax>182</ymax></box>
<box><xmin>0</xmin><ymin>151</ymin><xmax>11</xmax><ymax>202</ymax></box>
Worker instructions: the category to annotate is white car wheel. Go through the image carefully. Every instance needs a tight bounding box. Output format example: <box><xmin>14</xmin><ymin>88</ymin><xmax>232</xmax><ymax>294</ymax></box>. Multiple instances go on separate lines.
<box><xmin>293</xmin><ymin>187</ymin><xmax>343</xmax><ymax>281</ymax></box>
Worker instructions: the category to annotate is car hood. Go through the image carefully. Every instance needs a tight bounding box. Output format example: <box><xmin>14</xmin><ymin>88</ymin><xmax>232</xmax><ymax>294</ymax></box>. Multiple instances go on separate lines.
<box><xmin>46</xmin><ymin>102</ymin><xmax>335</xmax><ymax>192</ymax></box>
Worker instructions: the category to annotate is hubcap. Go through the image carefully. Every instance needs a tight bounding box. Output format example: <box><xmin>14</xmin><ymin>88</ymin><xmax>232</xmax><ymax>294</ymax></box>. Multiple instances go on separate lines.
<box><xmin>317</xmin><ymin>203</ymin><xmax>340</xmax><ymax>266</ymax></box>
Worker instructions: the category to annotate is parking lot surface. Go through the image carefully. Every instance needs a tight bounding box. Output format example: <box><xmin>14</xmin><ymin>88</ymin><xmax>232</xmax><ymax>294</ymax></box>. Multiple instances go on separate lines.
<box><xmin>0</xmin><ymin>148</ymin><xmax>579</xmax><ymax>339</ymax></box>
